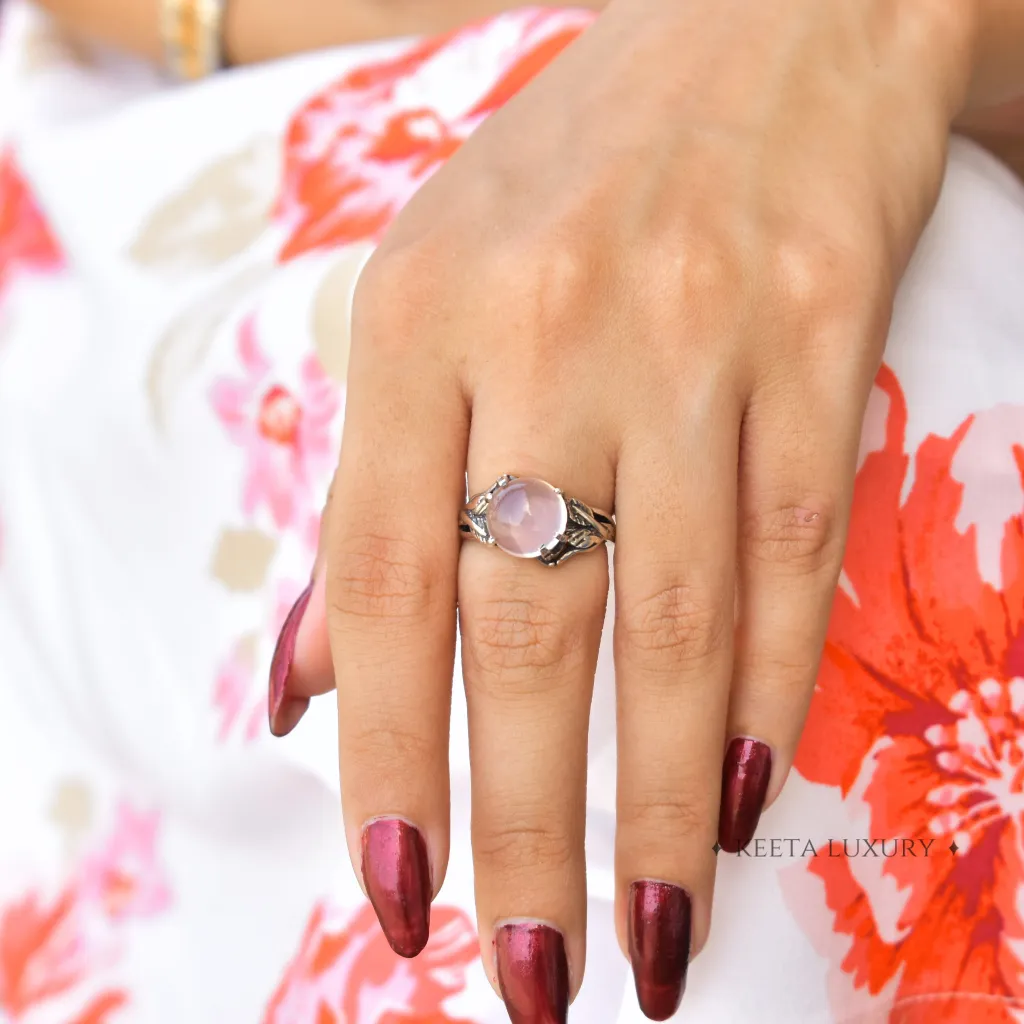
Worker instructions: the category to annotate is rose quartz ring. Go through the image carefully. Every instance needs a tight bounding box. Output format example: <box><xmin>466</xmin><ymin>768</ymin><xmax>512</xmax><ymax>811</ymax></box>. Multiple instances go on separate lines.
<box><xmin>459</xmin><ymin>474</ymin><xmax>615</xmax><ymax>567</ymax></box>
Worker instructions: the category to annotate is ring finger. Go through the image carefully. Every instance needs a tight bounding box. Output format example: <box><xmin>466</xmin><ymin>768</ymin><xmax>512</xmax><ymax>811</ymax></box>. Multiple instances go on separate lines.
<box><xmin>459</xmin><ymin>397</ymin><xmax>615</xmax><ymax>1023</ymax></box>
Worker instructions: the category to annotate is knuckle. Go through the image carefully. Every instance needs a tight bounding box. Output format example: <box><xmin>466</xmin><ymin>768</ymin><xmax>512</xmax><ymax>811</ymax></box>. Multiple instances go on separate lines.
<box><xmin>353</xmin><ymin>244</ymin><xmax>448</xmax><ymax>350</ymax></box>
<box><xmin>330</xmin><ymin>529</ymin><xmax>443</xmax><ymax>623</ymax></box>
<box><xmin>744</xmin><ymin>648</ymin><xmax>823</xmax><ymax>691</ymax></box>
<box><xmin>674</xmin><ymin>235</ymin><xmax>745</xmax><ymax>306</ymax></box>
<box><xmin>473</xmin><ymin>819</ymin><xmax>577</xmax><ymax>878</ymax></box>
<box><xmin>771</xmin><ymin>234</ymin><xmax>877</xmax><ymax>324</ymax></box>
<box><xmin>630</xmin><ymin>231</ymin><xmax>746</xmax><ymax>328</ymax></box>
<box><xmin>629</xmin><ymin>233</ymin><xmax>748</xmax><ymax>366</ymax></box>
<box><xmin>464</xmin><ymin>592</ymin><xmax>585</xmax><ymax>686</ymax></box>
<box><xmin>617</xmin><ymin>580</ymin><xmax>730</xmax><ymax>669</ymax></box>
<box><xmin>497</xmin><ymin>236</ymin><xmax>597</xmax><ymax>339</ymax></box>
<box><xmin>620</xmin><ymin>789</ymin><xmax>712</xmax><ymax>846</ymax></box>
<box><xmin>741</xmin><ymin>500</ymin><xmax>842</xmax><ymax>574</ymax></box>
<box><xmin>346</xmin><ymin>720</ymin><xmax>437</xmax><ymax>775</ymax></box>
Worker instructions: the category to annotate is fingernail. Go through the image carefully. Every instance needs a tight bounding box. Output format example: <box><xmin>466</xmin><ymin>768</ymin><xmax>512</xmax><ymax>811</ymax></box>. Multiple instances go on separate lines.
<box><xmin>269</xmin><ymin>696</ymin><xmax>309</xmax><ymax>738</ymax></box>
<box><xmin>268</xmin><ymin>582</ymin><xmax>313</xmax><ymax>737</ymax></box>
<box><xmin>718</xmin><ymin>736</ymin><xmax>772</xmax><ymax>853</ymax></box>
<box><xmin>361</xmin><ymin>818</ymin><xmax>432</xmax><ymax>958</ymax></box>
<box><xmin>494</xmin><ymin>922</ymin><xmax>568</xmax><ymax>1024</ymax></box>
<box><xmin>628</xmin><ymin>881</ymin><xmax>691</xmax><ymax>1021</ymax></box>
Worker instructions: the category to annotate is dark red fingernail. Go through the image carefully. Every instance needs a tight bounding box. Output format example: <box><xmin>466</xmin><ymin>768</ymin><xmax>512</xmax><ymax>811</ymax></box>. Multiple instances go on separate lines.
<box><xmin>494</xmin><ymin>922</ymin><xmax>568</xmax><ymax>1024</ymax></box>
<box><xmin>361</xmin><ymin>819</ymin><xmax>432</xmax><ymax>958</ymax></box>
<box><xmin>628</xmin><ymin>881</ymin><xmax>691</xmax><ymax>1021</ymax></box>
<box><xmin>718</xmin><ymin>736</ymin><xmax>772</xmax><ymax>853</ymax></box>
<box><xmin>267</xmin><ymin>582</ymin><xmax>313</xmax><ymax>737</ymax></box>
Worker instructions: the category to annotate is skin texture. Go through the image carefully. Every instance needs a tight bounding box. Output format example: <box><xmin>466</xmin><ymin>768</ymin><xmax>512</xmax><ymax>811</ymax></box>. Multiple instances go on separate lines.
<box><xmin>260</xmin><ymin>0</ymin><xmax>1024</xmax><ymax>1019</ymax></box>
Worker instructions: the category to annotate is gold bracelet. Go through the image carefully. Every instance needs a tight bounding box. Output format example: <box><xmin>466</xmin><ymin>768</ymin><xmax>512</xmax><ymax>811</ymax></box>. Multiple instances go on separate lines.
<box><xmin>160</xmin><ymin>0</ymin><xmax>227</xmax><ymax>80</ymax></box>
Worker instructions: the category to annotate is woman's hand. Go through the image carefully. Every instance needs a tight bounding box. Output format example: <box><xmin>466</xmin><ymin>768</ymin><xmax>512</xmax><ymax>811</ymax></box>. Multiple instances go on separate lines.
<box><xmin>274</xmin><ymin>0</ymin><xmax>978</xmax><ymax>1018</ymax></box>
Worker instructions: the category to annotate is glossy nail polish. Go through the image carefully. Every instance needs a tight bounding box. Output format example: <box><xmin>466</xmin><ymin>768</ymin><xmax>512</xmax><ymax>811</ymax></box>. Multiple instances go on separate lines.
<box><xmin>267</xmin><ymin>582</ymin><xmax>313</xmax><ymax>737</ymax></box>
<box><xmin>628</xmin><ymin>881</ymin><xmax>691</xmax><ymax>1021</ymax></box>
<box><xmin>718</xmin><ymin>736</ymin><xmax>772</xmax><ymax>853</ymax></box>
<box><xmin>361</xmin><ymin>818</ymin><xmax>432</xmax><ymax>958</ymax></box>
<box><xmin>494</xmin><ymin>922</ymin><xmax>568</xmax><ymax>1024</ymax></box>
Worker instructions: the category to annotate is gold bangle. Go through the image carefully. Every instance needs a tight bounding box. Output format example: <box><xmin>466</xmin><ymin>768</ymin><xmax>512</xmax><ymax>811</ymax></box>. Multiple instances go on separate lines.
<box><xmin>160</xmin><ymin>0</ymin><xmax>226</xmax><ymax>80</ymax></box>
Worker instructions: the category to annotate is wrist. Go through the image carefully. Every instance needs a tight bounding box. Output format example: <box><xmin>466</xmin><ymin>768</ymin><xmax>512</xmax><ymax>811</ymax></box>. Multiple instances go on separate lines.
<box><xmin>600</xmin><ymin>0</ymin><xmax>982</xmax><ymax>125</ymax></box>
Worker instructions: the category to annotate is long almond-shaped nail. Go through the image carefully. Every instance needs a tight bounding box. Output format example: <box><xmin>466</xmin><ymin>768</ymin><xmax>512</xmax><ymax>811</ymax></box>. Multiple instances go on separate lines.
<box><xmin>628</xmin><ymin>881</ymin><xmax>691</xmax><ymax>1021</ymax></box>
<box><xmin>267</xmin><ymin>582</ymin><xmax>313</xmax><ymax>737</ymax></box>
<box><xmin>494</xmin><ymin>922</ymin><xmax>568</xmax><ymax>1024</ymax></box>
<box><xmin>718</xmin><ymin>736</ymin><xmax>772</xmax><ymax>853</ymax></box>
<box><xmin>361</xmin><ymin>818</ymin><xmax>431</xmax><ymax>958</ymax></box>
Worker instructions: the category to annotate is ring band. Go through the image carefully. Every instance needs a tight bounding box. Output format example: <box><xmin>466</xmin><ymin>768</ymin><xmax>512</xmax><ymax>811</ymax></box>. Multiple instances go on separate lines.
<box><xmin>459</xmin><ymin>474</ymin><xmax>615</xmax><ymax>567</ymax></box>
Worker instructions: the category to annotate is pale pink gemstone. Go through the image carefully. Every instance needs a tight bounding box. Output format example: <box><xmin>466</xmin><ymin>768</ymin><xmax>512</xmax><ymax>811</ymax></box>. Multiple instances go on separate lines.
<box><xmin>486</xmin><ymin>478</ymin><xmax>567</xmax><ymax>558</ymax></box>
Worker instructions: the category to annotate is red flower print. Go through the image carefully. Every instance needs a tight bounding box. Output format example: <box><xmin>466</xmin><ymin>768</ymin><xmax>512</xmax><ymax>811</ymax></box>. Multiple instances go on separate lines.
<box><xmin>210</xmin><ymin>314</ymin><xmax>340</xmax><ymax>536</ymax></box>
<box><xmin>263</xmin><ymin>901</ymin><xmax>481</xmax><ymax>1023</ymax></box>
<box><xmin>0</xmin><ymin>801</ymin><xmax>168</xmax><ymax>1021</ymax></box>
<box><xmin>275</xmin><ymin>8</ymin><xmax>594</xmax><ymax>261</ymax></box>
<box><xmin>791</xmin><ymin>366</ymin><xmax>1024</xmax><ymax>1021</ymax></box>
<box><xmin>0</xmin><ymin>888</ymin><xmax>101</xmax><ymax>1017</ymax></box>
<box><xmin>0</xmin><ymin>149</ymin><xmax>63</xmax><ymax>299</ymax></box>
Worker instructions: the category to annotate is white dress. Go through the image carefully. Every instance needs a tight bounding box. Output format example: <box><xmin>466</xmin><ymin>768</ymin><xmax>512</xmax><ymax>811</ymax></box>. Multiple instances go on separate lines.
<box><xmin>1</xmin><ymin>3</ymin><xmax>1023</xmax><ymax>1021</ymax></box>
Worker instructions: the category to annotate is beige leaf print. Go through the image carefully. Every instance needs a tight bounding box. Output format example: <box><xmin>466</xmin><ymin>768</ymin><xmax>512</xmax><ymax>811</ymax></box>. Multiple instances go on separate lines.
<box><xmin>50</xmin><ymin>778</ymin><xmax>94</xmax><ymax>858</ymax></box>
<box><xmin>130</xmin><ymin>135</ymin><xmax>280</xmax><ymax>270</ymax></box>
<box><xmin>312</xmin><ymin>245</ymin><xmax>373</xmax><ymax>384</ymax></box>
<box><xmin>210</xmin><ymin>527</ymin><xmax>278</xmax><ymax>591</ymax></box>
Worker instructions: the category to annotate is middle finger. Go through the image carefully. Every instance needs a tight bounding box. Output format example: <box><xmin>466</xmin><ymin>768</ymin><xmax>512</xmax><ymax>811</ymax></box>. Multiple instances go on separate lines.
<box><xmin>614</xmin><ymin>387</ymin><xmax>741</xmax><ymax>1020</ymax></box>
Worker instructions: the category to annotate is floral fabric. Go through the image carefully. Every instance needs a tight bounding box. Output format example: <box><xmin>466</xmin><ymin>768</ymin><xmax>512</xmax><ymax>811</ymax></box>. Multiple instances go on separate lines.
<box><xmin>0</xmin><ymin>2</ymin><xmax>1023</xmax><ymax>1021</ymax></box>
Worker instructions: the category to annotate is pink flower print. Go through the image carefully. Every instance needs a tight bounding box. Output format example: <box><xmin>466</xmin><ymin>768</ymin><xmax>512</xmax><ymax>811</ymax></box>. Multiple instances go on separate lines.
<box><xmin>263</xmin><ymin>901</ymin><xmax>480</xmax><ymax>1023</ymax></box>
<box><xmin>78</xmin><ymin>804</ymin><xmax>171</xmax><ymax>923</ymax></box>
<box><xmin>210</xmin><ymin>315</ymin><xmax>339</xmax><ymax>536</ymax></box>
<box><xmin>212</xmin><ymin>637</ymin><xmax>266</xmax><ymax>743</ymax></box>
<box><xmin>275</xmin><ymin>8</ymin><xmax>593</xmax><ymax>260</ymax></box>
<box><xmin>211</xmin><ymin>576</ymin><xmax>318</xmax><ymax>745</ymax></box>
<box><xmin>273</xmin><ymin>578</ymin><xmax>309</xmax><ymax>634</ymax></box>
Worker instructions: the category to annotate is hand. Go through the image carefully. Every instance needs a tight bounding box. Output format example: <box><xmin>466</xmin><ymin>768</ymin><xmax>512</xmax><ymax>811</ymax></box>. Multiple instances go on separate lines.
<box><xmin>272</xmin><ymin>0</ymin><xmax>975</xmax><ymax>1018</ymax></box>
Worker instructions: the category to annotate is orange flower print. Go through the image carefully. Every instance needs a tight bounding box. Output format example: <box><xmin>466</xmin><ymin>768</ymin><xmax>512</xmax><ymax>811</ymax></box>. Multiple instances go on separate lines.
<box><xmin>263</xmin><ymin>901</ymin><xmax>481</xmax><ymax>1023</ymax></box>
<box><xmin>275</xmin><ymin>8</ymin><xmax>594</xmax><ymax>261</ymax></box>
<box><xmin>0</xmin><ymin>888</ymin><xmax>121</xmax><ymax>1020</ymax></box>
<box><xmin>792</xmin><ymin>366</ymin><xmax>1024</xmax><ymax>1022</ymax></box>
<box><xmin>0</xmin><ymin>802</ymin><xmax>170</xmax><ymax>1022</ymax></box>
<box><xmin>0</xmin><ymin>149</ymin><xmax>63</xmax><ymax>299</ymax></box>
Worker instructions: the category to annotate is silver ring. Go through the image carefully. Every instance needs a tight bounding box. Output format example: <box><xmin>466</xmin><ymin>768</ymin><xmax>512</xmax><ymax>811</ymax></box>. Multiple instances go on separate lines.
<box><xmin>459</xmin><ymin>474</ymin><xmax>615</xmax><ymax>567</ymax></box>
